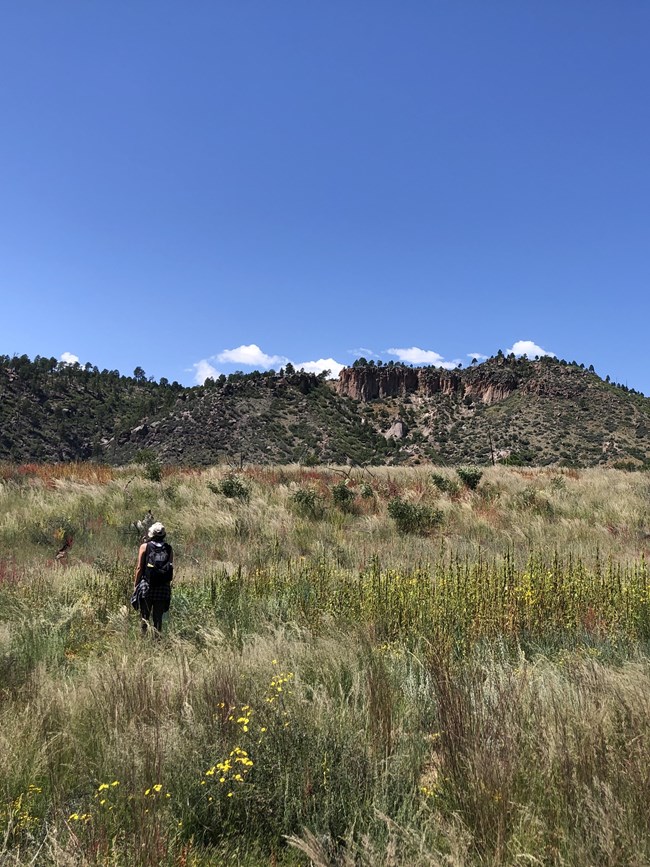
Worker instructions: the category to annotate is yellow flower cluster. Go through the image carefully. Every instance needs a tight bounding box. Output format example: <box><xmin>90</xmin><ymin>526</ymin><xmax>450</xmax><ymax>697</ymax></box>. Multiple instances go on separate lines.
<box><xmin>144</xmin><ymin>783</ymin><xmax>171</xmax><ymax>799</ymax></box>
<box><xmin>419</xmin><ymin>774</ymin><xmax>446</xmax><ymax>800</ymax></box>
<box><xmin>203</xmin><ymin>747</ymin><xmax>254</xmax><ymax>798</ymax></box>
<box><xmin>3</xmin><ymin>786</ymin><xmax>43</xmax><ymax>834</ymax></box>
<box><xmin>68</xmin><ymin>812</ymin><xmax>91</xmax><ymax>822</ymax></box>
<box><xmin>266</xmin><ymin>672</ymin><xmax>294</xmax><ymax>704</ymax></box>
<box><xmin>94</xmin><ymin>779</ymin><xmax>120</xmax><ymax>810</ymax></box>
<box><xmin>69</xmin><ymin>779</ymin><xmax>174</xmax><ymax>823</ymax></box>
<box><xmin>142</xmin><ymin>783</ymin><xmax>171</xmax><ymax>814</ymax></box>
<box><xmin>225</xmin><ymin>703</ymin><xmax>253</xmax><ymax>732</ymax></box>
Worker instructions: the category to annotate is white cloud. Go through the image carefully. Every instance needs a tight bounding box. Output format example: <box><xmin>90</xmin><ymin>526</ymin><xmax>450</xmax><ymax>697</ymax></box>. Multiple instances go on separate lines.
<box><xmin>59</xmin><ymin>352</ymin><xmax>79</xmax><ymax>365</ymax></box>
<box><xmin>193</xmin><ymin>359</ymin><xmax>221</xmax><ymax>384</ymax></box>
<box><xmin>296</xmin><ymin>358</ymin><xmax>345</xmax><ymax>378</ymax></box>
<box><xmin>506</xmin><ymin>340</ymin><xmax>555</xmax><ymax>358</ymax></box>
<box><xmin>387</xmin><ymin>346</ymin><xmax>446</xmax><ymax>365</ymax></box>
<box><xmin>467</xmin><ymin>352</ymin><xmax>488</xmax><ymax>361</ymax></box>
<box><xmin>216</xmin><ymin>344</ymin><xmax>287</xmax><ymax>368</ymax></box>
<box><xmin>192</xmin><ymin>344</ymin><xmax>342</xmax><ymax>383</ymax></box>
<box><xmin>348</xmin><ymin>347</ymin><xmax>380</xmax><ymax>358</ymax></box>
<box><xmin>386</xmin><ymin>346</ymin><xmax>466</xmax><ymax>369</ymax></box>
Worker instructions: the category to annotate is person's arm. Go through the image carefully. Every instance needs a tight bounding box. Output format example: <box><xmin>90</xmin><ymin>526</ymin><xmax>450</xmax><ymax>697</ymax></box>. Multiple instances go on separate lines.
<box><xmin>135</xmin><ymin>542</ymin><xmax>147</xmax><ymax>586</ymax></box>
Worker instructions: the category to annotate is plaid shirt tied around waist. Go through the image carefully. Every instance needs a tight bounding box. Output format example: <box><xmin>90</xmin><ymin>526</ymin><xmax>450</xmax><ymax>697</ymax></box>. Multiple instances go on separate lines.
<box><xmin>132</xmin><ymin>576</ymin><xmax>172</xmax><ymax>612</ymax></box>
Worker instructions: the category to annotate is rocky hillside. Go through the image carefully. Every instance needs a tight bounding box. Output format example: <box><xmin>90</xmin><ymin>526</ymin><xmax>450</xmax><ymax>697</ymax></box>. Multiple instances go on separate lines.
<box><xmin>0</xmin><ymin>356</ymin><xmax>393</xmax><ymax>466</ymax></box>
<box><xmin>112</xmin><ymin>370</ymin><xmax>394</xmax><ymax>466</ymax></box>
<box><xmin>1</xmin><ymin>352</ymin><xmax>649</xmax><ymax>467</ymax></box>
<box><xmin>338</xmin><ymin>355</ymin><xmax>650</xmax><ymax>467</ymax></box>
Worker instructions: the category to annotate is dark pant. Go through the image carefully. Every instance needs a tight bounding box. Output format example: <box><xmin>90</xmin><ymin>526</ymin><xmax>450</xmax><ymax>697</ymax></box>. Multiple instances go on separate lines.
<box><xmin>139</xmin><ymin>598</ymin><xmax>165</xmax><ymax>634</ymax></box>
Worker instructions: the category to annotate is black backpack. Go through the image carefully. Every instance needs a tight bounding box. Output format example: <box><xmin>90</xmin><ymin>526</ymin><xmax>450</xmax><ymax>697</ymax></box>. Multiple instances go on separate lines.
<box><xmin>145</xmin><ymin>540</ymin><xmax>173</xmax><ymax>585</ymax></box>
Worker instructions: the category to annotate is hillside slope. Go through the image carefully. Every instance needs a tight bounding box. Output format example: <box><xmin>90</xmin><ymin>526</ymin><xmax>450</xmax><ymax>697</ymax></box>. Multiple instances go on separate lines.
<box><xmin>1</xmin><ymin>353</ymin><xmax>649</xmax><ymax>467</ymax></box>
<box><xmin>339</xmin><ymin>356</ymin><xmax>650</xmax><ymax>467</ymax></box>
<box><xmin>0</xmin><ymin>357</ymin><xmax>393</xmax><ymax>466</ymax></box>
<box><xmin>113</xmin><ymin>370</ymin><xmax>394</xmax><ymax>466</ymax></box>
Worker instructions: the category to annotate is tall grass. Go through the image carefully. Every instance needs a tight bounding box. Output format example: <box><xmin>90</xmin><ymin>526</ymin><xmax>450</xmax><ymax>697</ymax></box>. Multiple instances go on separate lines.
<box><xmin>2</xmin><ymin>463</ymin><xmax>650</xmax><ymax>864</ymax></box>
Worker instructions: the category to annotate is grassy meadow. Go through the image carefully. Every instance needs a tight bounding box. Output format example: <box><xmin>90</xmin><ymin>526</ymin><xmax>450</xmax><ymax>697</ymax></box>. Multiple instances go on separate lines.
<box><xmin>1</xmin><ymin>462</ymin><xmax>650</xmax><ymax>865</ymax></box>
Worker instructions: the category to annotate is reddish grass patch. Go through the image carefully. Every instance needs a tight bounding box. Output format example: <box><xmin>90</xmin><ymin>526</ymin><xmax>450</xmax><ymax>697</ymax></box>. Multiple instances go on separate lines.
<box><xmin>0</xmin><ymin>558</ymin><xmax>20</xmax><ymax>587</ymax></box>
<box><xmin>0</xmin><ymin>462</ymin><xmax>115</xmax><ymax>485</ymax></box>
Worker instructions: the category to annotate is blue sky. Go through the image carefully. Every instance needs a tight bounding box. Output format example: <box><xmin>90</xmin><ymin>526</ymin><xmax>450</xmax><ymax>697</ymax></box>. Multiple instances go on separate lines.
<box><xmin>1</xmin><ymin>2</ymin><xmax>649</xmax><ymax>392</ymax></box>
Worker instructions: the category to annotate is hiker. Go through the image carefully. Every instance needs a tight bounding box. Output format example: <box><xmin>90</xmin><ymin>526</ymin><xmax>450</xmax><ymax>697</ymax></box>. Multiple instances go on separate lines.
<box><xmin>133</xmin><ymin>522</ymin><xmax>174</xmax><ymax>636</ymax></box>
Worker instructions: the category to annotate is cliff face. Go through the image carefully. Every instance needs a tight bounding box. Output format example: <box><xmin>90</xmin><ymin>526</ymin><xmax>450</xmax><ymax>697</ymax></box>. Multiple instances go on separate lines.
<box><xmin>337</xmin><ymin>362</ymin><xmax>520</xmax><ymax>406</ymax></box>
<box><xmin>332</xmin><ymin>357</ymin><xmax>650</xmax><ymax>468</ymax></box>
<box><xmin>337</xmin><ymin>366</ymin><xmax>455</xmax><ymax>400</ymax></box>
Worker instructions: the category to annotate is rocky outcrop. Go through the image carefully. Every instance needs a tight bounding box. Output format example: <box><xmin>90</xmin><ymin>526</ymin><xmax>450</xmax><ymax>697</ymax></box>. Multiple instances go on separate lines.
<box><xmin>337</xmin><ymin>366</ymin><xmax>460</xmax><ymax>401</ymax></box>
<box><xmin>337</xmin><ymin>362</ymin><xmax>520</xmax><ymax>406</ymax></box>
<box><xmin>385</xmin><ymin>418</ymin><xmax>407</xmax><ymax>439</ymax></box>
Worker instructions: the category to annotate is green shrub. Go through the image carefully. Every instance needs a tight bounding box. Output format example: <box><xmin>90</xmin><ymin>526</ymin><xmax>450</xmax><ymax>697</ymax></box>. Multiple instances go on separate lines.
<box><xmin>431</xmin><ymin>472</ymin><xmax>460</xmax><ymax>495</ymax></box>
<box><xmin>331</xmin><ymin>481</ymin><xmax>356</xmax><ymax>512</ymax></box>
<box><xmin>500</xmin><ymin>450</ymin><xmax>536</xmax><ymax>466</ymax></box>
<box><xmin>291</xmin><ymin>487</ymin><xmax>324</xmax><ymax>519</ymax></box>
<box><xmin>456</xmin><ymin>465</ymin><xmax>483</xmax><ymax>490</ymax></box>
<box><xmin>360</xmin><ymin>482</ymin><xmax>374</xmax><ymax>499</ymax></box>
<box><xmin>144</xmin><ymin>460</ymin><xmax>162</xmax><ymax>482</ymax></box>
<box><xmin>134</xmin><ymin>449</ymin><xmax>162</xmax><ymax>482</ymax></box>
<box><xmin>387</xmin><ymin>498</ymin><xmax>443</xmax><ymax>535</ymax></box>
<box><xmin>210</xmin><ymin>475</ymin><xmax>250</xmax><ymax>501</ymax></box>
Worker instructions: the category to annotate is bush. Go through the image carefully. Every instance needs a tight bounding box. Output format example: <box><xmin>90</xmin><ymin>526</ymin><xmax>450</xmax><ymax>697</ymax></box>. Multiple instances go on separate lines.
<box><xmin>210</xmin><ymin>475</ymin><xmax>250</xmax><ymax>501</ymax></box>
<box><xmin>331</xmin><ymin>481</ymin><xmax>356</xmax><ymax>512</ymax></box>
<box><xmin>500</xmin><ymin>450</ymin><xmax>536</xmax><ymax>466</ymax></box>
<box><xmin>291</xmin><ymin>487</ymin><xmax>324</xmax><ymax>519</ymax></box>
<box><xmin>359</xmin><ymin>482</ymin><xmax>374</xmax><ymax>499</ymax></box>
<box><xmin>431</xmin><ymin>472</ymin><xmax>460</xmax><ymax>495</ymax></box>
<box><xmin>134</xmin><ymin>449</ymin><xmax>162</xmax><ymax>482</ymax></box>
<box><xmin>387</xmin><ymin>498</ymin><xmax>443</xmax><ymax>535</ymax></box>
<box><xmin>456</xmin><ymin>465</ymin><xmax>483</xmax><ymax>490</ymax></box>
<box><xmin>143</xmin><ymin>460</ymin><xmax>162</xmax><ymax>482</ymax></box>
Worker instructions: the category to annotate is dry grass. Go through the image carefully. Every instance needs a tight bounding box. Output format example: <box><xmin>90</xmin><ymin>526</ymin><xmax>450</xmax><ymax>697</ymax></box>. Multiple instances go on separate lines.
<box><xmin>2</xmin><ymin>463</ymin><xmax>650</xmax><ymax>864</ymax></box>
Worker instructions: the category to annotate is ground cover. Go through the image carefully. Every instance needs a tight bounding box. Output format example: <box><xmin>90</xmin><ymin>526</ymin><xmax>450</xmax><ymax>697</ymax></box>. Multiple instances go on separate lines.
<box><xmin>1</xmin><ymin>463</ymin><xmax>650</xmax><ymax>865</ymax></box>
